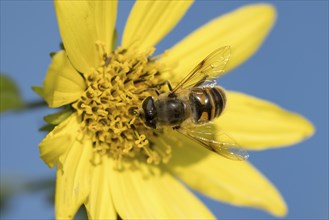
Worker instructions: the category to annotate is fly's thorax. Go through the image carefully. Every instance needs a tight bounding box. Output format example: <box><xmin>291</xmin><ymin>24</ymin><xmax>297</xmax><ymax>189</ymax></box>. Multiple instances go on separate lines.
<box><xmin>154</xmin><ymin>93</ymin><xmax>190</xmax><ymax>128</ymax></box>
<box><xmin>189</xmin><ymin>86</ymin><xmax>226</xmax><ymax>124</ymax></box>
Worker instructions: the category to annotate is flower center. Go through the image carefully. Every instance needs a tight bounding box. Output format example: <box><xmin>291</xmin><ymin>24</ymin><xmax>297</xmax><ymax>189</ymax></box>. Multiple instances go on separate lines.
<box><xmin>72</xmin><ymin>46</ymin><xmax>172</xmax><ymax>166</ymax></box>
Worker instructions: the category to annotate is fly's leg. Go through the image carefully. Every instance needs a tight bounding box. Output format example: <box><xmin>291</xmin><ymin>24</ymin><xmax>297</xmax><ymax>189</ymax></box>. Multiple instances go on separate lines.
<box><xmin>132</xmin><ymin>87</ymin><xmax>160</xmax><ymax>96</ymax></box>
<box><xmin>156</xmin><ymin>80</ymin><xmax>173</xmax><ymax>91</ymax></box>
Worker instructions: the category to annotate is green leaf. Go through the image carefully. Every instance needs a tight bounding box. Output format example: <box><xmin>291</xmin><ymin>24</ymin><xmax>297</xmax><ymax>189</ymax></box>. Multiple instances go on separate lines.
<box><xmin>39</xmin><ymin>124</ymin><xmax>56</xmax><ymax>132</ymax></box>
<box><xmin>112</xmin><ymin>28</ymin><xmax>118</xmax><ymax>51</ymax></box>
<box><xmin>75</xmin><ymin>205</ymin><xmax>88</xmax><ymax>220</ymax></box>
<box><xmin>43</xmin><ymin>107</ymin><xmax>73</xmax><ymax>125</ymax></box>
<box><xmin>0</xmin><ymin>74</ymin><xmax>24</xmax><ymax>112</ymax></box>
<box><xmin>39</xmin><ymin>106</ymin><xmax>73</xmax><ymax>133</ymax></box>
<box><xmin>60</xmin><ymin>42</ymin><xmax>65</xmax><ymax>50</ymax></box>
<box><xmin>31</xmin><ymin>86</ymin><xmax>45</xmax><ymax>98</ymax></box>
<box><xmin>0</xmin><ymin>183</ymin><xmax>10</xmax><ymax>211</ymax></box>
<box><xmin>0</xmin><ymin>176</ymin><xmax>56</xmax><ymax>211</ymax></box>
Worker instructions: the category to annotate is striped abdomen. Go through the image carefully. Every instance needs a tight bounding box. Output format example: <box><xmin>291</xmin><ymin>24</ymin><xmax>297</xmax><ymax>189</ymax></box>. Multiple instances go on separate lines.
<box><xmin>189</xmin><ymin>87</ymin><xmax>226</xmax><ymax>124</ymax></box>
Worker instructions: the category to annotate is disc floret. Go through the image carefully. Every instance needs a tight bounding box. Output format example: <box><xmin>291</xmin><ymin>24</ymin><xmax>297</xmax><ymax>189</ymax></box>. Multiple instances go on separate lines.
<box><xmin>72</xmin><ymin>47</ymin><xmax>171</xmax><ymax>165</ymax></box>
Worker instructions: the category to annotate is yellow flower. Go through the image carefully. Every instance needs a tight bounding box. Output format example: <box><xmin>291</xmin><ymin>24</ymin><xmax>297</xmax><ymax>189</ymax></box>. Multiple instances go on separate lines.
<box><xmin>39</xmin><ymin>1</ymin><xmax>314</xmax><ymax>219</ymax></box>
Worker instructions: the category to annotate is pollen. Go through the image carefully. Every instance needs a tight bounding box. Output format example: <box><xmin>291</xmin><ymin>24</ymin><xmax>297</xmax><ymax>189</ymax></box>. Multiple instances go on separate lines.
<box><xmin>72</xmin><ymin>46</ymin><xmax>172</xmax><ymax>166</ymax></box>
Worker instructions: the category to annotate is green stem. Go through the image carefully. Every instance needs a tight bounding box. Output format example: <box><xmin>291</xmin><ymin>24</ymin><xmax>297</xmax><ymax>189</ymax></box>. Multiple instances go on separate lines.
<box><xmin>21</xmin><ymin>100</ymin><xmax>48</xmax><ymax>110</ymax></box>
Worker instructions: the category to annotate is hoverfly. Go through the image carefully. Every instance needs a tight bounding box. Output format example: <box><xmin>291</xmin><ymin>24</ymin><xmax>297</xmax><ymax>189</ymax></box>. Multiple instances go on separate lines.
<box><xmin>137</xmin><ymin>46</ymin><xmax>248</xmax><ymax>161</ymax></box>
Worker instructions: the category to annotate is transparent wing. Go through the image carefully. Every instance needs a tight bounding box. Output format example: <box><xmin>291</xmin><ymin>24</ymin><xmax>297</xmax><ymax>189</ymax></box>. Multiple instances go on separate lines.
<box><xmin>171</xmin><ymin>46</ymin><xmax>231</xmax><ymax>94</ymax></box>
<box><xmin>176</xmin><ymin>124</ymin><xmax>249</xmax><ymax>161</ymax></box>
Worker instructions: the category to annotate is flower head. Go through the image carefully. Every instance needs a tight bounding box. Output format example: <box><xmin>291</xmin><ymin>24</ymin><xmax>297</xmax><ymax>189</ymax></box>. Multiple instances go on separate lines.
<box><xmin>39</xmin><ymin>1</ymin><xmax>314</xmax><ymax>219</ymax></box>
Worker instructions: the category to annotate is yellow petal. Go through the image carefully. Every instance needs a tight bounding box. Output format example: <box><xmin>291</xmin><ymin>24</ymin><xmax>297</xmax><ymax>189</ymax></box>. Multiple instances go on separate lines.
<box><xmin>93</xmin><ymin>0</ymin><xmax>118</xmax><ymax>54</ymax></box>
<box><xmin>167</xmin><ymin>133</ymin><xmax>287</xmax><ymax>217</ymax></box>
<box><xmin>216</xmin><ymin>91</ymin><xmax>314</xmax><ymax>149</ymax></box>
<box><xmin>39</xmin><ymin>113</ymin><xmax>80</xmax><ymax>168</ymax></box>
<box><xmin>122</xmin><ymin>0</ymin><xmax>193</xmax><ymax>51</ymax></box>
<box><xmin>43</xmin><ymin>51</ymin><xmax>86</xmax><ymax>108</ymax></box>
<box><xmin>109</xmin><ymin>160</ymin><xmax>215</xmax><ymax>219</ymax></box>
<box><xmin>161</xmin><ymin>4</ymin><xmax>276</xmax><ymax>81</ymax></box>
<box><xmin>55</xmin><ymin>1</ymin><xmax>118</xmax><ymax>73</ymax></box>
<box><xmin>55</xmin><ymin>1</ymin><xmax>98</xmax><ymax>73</ymax></box>
<box><xmin>55</xmin><ymin>138</ymin><xmax>93</xmax><ymax>219</ymax></box>
<box><xmin>84</xmin><ymin>158</ymin><xmax>116</xmax><ymax>220</ymax></box>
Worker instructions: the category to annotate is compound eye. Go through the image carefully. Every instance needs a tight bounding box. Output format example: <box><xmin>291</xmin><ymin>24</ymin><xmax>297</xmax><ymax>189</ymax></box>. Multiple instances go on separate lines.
<box><xmin>141</xmin><ymin>97</ymin><xmax>157</xmax><ymax>129</ymax></box>
<box><xmin>142</xmin><ymin>96</ymin><xmax>156</xmax><ymax>117</ymax></box>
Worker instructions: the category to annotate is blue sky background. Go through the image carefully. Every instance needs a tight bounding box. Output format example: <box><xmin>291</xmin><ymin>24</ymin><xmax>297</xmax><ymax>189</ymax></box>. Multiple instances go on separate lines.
<box><xmin>0</xmin><ymin>1</ymin><xmax>328</xmax><ymax>219</ymax></box>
